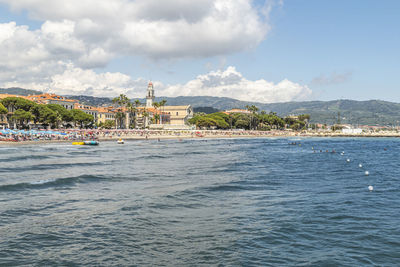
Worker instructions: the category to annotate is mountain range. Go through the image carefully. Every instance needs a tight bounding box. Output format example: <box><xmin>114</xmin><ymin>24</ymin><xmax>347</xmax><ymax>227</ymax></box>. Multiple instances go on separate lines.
<box><xmin>1</xmin><ymin>87</ymin><xmax>399</xmax><ymax>126</ymax></box>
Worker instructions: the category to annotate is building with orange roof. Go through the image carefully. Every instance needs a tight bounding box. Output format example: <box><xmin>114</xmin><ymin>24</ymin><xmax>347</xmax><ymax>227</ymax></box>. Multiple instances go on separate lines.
<box><xmin>96</xmin><ymin>106</ymin><xmax>117</xmax><ymax>127</ymax></box>
<box><xmin>135</xmin><ymin>106</ymin><xmax>170</xmax><ymax>128</ymax></box>
<box><xmin>74</xmin><ymin>103</ymin><xmax>99</xmax><ymax>123</ymax></box>
<box><xmin>224</xmin><ymin>108</ymin><xmax>251</xmax><ymax>115</ymax></box>
<box><xmin>0</xmin><ymin>94</ymin><xmax>30</xmax><ymax>101</ymax></box>
<box><xmin>26</xmin><ymin>93</ymin><xmax>77</xmax><ymax>110</ymax></box>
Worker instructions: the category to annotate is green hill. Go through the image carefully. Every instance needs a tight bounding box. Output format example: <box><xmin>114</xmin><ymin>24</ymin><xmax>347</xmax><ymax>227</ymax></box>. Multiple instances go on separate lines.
<box><xmin>0</xmin><ymin>87</ymin><xmax>42</xmax><ymax>96</ymax></box>
<box><xmin>1</xmin><ymin>88</ymin><xmax>399</xmax><ymax>126</ymax></box>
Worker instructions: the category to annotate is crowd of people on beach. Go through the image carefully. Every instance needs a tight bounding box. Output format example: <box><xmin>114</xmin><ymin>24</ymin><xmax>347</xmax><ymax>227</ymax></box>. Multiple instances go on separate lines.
<box><xmin>0</xmin><ymin>128</ymin><xmax>298</xmax><ymax>143</ymax></box>
<box><xmin>3</xmin><ymin>127</ymin><xmax>398</xmax><ymax>143</ymax></box>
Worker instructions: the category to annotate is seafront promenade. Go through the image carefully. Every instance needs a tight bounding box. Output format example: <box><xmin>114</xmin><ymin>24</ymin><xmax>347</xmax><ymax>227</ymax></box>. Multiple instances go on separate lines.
<box><xmin>1</xmin><ymin>129</ymin><xmax>400</xmax><ymax>145</ymax></box>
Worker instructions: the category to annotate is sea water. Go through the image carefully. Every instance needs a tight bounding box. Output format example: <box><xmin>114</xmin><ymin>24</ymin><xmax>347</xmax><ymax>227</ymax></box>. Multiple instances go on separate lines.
<box><xmin>0</xmin><ymin>138</ymin><xmax>399</xmax><ymax>266</ymax></box>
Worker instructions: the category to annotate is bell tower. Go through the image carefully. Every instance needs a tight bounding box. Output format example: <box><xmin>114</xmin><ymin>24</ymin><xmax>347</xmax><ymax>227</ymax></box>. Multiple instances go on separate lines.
<box><xmin>146</xmin><ymin>81</ymin><xmax>155</xmax><ymax>108</ymax></box>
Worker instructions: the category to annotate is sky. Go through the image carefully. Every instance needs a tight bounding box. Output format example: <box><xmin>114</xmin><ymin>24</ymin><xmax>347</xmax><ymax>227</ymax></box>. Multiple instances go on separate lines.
<box><xmin>0</xmin><ymin>0</ymin><xmax>399</xmax><ymax>103</ymax></box>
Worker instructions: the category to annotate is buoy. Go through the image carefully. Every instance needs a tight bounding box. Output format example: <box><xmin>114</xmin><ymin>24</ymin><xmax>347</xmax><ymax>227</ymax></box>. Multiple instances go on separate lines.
<box><xmin>365</xmin><ymin>171</ymin><xmax>369</xmax><ymax>176</ymax></box>
<box><xmin>359</xmin><ymin>164</ymin><xmax>363</xmax><ymax>168</ymax></box>
<box><xmin>368</xmin><ymin>185</ymin><xmax>373</xmax><ymax>191</ymax></box>
<box><xmin>346</xmin><ymin>159</ymin><xmax>350</xmax><ymax>162</ymax></box>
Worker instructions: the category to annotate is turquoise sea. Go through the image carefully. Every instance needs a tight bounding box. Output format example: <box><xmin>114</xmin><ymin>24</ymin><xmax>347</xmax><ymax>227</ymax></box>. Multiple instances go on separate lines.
<box><xmin>0</xmin><ymin>138</ymin><xmax>399</xmax><ymax>266</ymax></box>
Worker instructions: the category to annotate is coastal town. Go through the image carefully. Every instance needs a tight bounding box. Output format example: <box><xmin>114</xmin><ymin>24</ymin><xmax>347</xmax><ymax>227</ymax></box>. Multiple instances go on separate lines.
<box><xmin>1</xmin><ymin>82</ymin><xmax>399</xmax><ymax>143</ymax></box>
<box><xmin>0</xmin><ymin>82</ymin><xmax>193</xmax><ymax>131</ymax></box>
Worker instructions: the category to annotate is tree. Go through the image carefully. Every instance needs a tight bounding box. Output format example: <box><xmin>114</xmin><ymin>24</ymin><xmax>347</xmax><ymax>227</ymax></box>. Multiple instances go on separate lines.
<box><xmin>232</xmin><ymin>113</ymin><xmax>251</xmax><ymax>129</ymax></box>
<box><xmin>331</xmin><ymin>124</ymin><xmax>344</xmax><ymax>131</ymax></box>
<box><xmin>189</xmin><ymin>112</ymin><xmax>230</xmax><ymax>129</ymax></box>
<box><xmin>259</xmin><ymin>113</ymin><xmax>285</xmax><ymax>129</ymax></box>
<box><xmin>152</xmin><ymin>101</ymin><xmax>160</xmax><ymax>124</ymax></box>
<box><xmin>126</xmin><ymin>102</ymin><xmax>137</xmax><ymax>128</ymax></box>
<box><xmin>134</xmin><ymin>99</ymin><xmax>141</xmax><ymax>108</ymax></box>
<box><xmin>142</xmin><ymin>110</ymin><xmax>150</xmax><ymax>128</ymax></box>
<box><xmin>0</xmin><ymin>103</ymin><xmax>7</xmax><ymax>127</ymax></box>
<box><xmin>11</xmin><ymin>109</ymin><xmax>34</xmax><ymax>129</ymax></box>
<box><xmin>103</xmin><ymin>120</ymin><xmax>115</xmax><ymax>129</ymax></box>
<box><xmin>47</xmin><ymin>104</ymin><xmax>74</xmax><ymax>123</ymax></box>
<box><xmin>298</xmin><ymin>114</ymin><xmax>311</xmax><ymax>122</ymax></box>
<box><xmin>71</xmin><ymin>109</ymin><xmax>93</xmax><ymax>128</ymax></box>
<box><xmin>245</xmin><ymin>105</ymin><xmax>259</xmax><ymax>129</ymax></box>
<box><xmin>0</xmin><ymin>103</ymin><xmax>7</xmax><ymax>114</ymax></box>
<box><xmin>1</xmin><ymin>97</ymin><xmax>36</xmax><ymax>112</ymax></box>
<box><xmin>159</xmin><ymin>99</ymin><xmax>167</xmax><ymax>124</ymax></box>
<box><xmin>30</xmin><ymin>104</ymin><xmax>57</xmax><ymax>127</ymax></box>
<box><xmin>154</xmin><ymin>114</ymin><xmax>160</xmax><ymax>125</ymax></box>
<box><xmin>115</xmin><ymin>111</ymin><xmax>126</xmax><ymax>129</ymax></box>
<box><xmin>112</xmin><ymin>94</ymin><xmax>130</xmax><ymax>129</ymax></box>
<box><xmin>235</xmin><ymin>119</ymin><xmax>249</xmax><ymax>129</ymax></box>
<box><xmin>112</xmin><ymin>94</ymin><xmax>129</xmax><ymax>107</ymax></box>
<box><xmin>197</xmin><ymin>117</ymin><xmax>218</xmax><ymax>129</ymax></box>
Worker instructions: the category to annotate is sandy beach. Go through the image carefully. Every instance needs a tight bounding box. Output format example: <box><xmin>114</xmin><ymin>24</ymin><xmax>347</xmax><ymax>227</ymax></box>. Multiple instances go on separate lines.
<box><xmin>1</xmin><ymin>130</ymin><xmax>400</xmax><ymax>146</ymax></box>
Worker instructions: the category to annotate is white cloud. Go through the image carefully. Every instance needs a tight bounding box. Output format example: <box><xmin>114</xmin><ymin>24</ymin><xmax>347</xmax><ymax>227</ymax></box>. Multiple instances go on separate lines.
<box><xmin>1</xmin><ymin>0</ymin><xmax>269</xmax><ymax>60</ymax></box>
<box><xmin>1</xmin><ymin>63</ymin><xmax>148</xmax><ymax>98</ymax></box>
<box><xmin>158</xmin><ymin>66</ymin><xmax>312</xmax><ymax>103</ymax></box>
<box><xmin>2</xmin><ymin>65</ymin><xmax>311</xmax><ymax>103</ymax></box>
<box><xmin>0</xmin><ymin>1</ymin><xmax>301</xmax><ymax>103</ymax></box>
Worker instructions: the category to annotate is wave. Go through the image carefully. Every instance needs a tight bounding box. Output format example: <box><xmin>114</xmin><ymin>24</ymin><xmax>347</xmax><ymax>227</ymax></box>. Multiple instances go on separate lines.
<box><xmin>0</xmin><ymin>155</ymin><xmax>53</xmax><ymax>163</ymax></box>
<box><xmin>0</xmin><ymin>174</ymin><xmax>109</xmax><ymax>192</ymax></box>
<box><xmin>0</xmin><ymin>161</ymin><xmax>104</xmax><ymax>173</ymax></box>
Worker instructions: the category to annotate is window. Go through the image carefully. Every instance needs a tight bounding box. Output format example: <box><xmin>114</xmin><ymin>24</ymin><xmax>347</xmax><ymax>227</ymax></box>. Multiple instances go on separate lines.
<box><xmin>176</xmin><ymin>112</ymin><xmax>178</xmax><ymax>116</ymax></box>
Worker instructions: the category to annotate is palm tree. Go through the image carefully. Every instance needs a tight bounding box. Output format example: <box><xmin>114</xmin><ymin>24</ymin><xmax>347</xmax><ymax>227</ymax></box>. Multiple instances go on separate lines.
<box><xmin>112</xmin><ymin>94</ymin><xmax>129</xmax><ymax>107</ymax></box>
<box><xmin>115</xmin><ymin>111</ymin><xmax>126</xmax><ymax>129</ymax></box>
<box><xmin>152</xmin><ymin>101</ymin><xmax>160</xmax><ymax>124</ymax></box>
<box><xmin>126</xmin><ymin>102</ymin><xmax>137</xmax><ymax>128</ymax></box>
<box><xmin>134</xmin><ymin>99</ymin><xmax>141</xmax><ymax>108</ymax></box>
<box><xmin>159</xmin><ymin>99</ymin><xmax>167</xmax><ymax>124</ymax></box>
<box><xmin>154</xmin><ymin>114</ymin><xmax>160</xmax><ymax>125</ymax></box>
<box><xmin>142</xmin><ymin>110</ymin><xmax>150</xmax><ymax>128</ymax></box>
<box><xmin>112</xmin><ymin>94</ymin><xmax>130</xmax><ymax>129</ymax></box>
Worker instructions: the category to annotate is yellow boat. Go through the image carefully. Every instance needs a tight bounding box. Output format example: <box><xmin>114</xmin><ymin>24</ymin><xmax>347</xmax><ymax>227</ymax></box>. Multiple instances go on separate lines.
<box><xmin>72</xmin><ymin>142</ymin><xmax>85</xmax><ymax>145</ymax></box>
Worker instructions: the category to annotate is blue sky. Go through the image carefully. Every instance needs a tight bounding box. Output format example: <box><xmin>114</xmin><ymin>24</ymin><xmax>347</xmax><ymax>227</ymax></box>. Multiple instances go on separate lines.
<box><xmin>0</xmin><ymin>0</ymin><xmax>398</xmax><ymax>103</ymax></box>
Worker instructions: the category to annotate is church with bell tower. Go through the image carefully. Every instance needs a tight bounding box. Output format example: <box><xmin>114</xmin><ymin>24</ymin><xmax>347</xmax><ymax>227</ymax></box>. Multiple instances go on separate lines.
<box><xmin>146</xmin><ymin>81</ymin><xmax>155</xmax><ymax>108</ymax></box>
<box><xmin>138</xmin><ymin>80</ymin><xmax>193</xmax><ymax>129</ymax></box>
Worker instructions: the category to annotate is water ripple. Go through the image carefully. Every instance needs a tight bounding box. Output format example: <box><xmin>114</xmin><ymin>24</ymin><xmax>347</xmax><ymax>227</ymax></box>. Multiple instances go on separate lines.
<box><xmin>0</xmin><ymin>138</ymin><xmax>399</xmax><ymax>266</ymax></box>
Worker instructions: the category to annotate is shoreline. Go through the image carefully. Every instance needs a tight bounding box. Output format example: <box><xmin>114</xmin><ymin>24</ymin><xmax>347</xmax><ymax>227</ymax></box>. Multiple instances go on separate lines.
<box><xmin>1</xmin><ymin>132</ymin><xmax>400</xmax><ymax>146</ymax></box>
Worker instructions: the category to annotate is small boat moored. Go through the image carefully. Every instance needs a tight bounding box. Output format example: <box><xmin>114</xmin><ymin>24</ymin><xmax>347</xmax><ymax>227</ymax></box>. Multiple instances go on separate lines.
<box><xmin>117</xmin><ymin>139</ymin><xmax>124</xmax><ymax>144</ymax></box>
<box><xmin>84</xmin><ymin>140</ymin><xmax>99</xmax><ymax>145</ymax></box>
<box><xmin>72</xmin><ymin>140</ymin><xmax>99</xmax><ymax>146</ymax></box>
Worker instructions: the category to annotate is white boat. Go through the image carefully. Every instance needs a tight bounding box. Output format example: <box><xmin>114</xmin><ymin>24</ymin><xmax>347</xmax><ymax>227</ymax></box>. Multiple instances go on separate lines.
<box><xmin>117</xmin><ymin>139</ymin><xmax>124</xmax><ymax>144</ymax></box>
